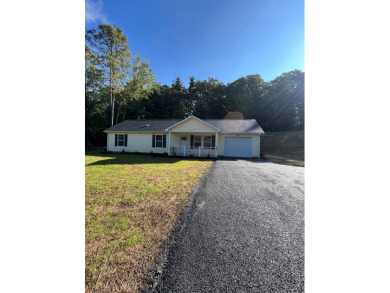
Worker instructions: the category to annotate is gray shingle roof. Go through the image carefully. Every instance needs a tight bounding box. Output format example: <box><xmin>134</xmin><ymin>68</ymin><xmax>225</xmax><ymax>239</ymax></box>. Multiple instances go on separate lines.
<box><xmin>104</xmin><ymin>117</ymin><xmax>264</xmax><ymax>134</ymax></box>
<box><xmin>104</xmin><ymin>120</ymin><xmax>182</xmax><ymax>132</ymax></box>
<box><xmin>205</xmin><ymin>119</ymin><xmax>264</xmax><ymax>134</ymax></box>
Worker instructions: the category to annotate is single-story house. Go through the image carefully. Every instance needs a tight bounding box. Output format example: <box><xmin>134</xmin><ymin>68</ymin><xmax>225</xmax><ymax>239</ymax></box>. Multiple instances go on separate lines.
<box><xmin>104</xmin><ymin>116</ymin><xmax>265</xmax><ymax>158</ymax></box>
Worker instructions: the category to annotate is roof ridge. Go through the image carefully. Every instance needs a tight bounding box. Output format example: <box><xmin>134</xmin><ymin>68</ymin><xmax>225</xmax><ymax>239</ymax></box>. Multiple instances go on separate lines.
<box><xmin>123</xmin><ymin>119</ymin><xmax>182</xmax><ymax>121</ymax></box>
<box><xmin>120</xmin><ymin>118</ymin><xmax>256</xmax><ymax>121</ymax></box>
<box><xmin>204</xmin><ymin>118</ymin><xmax>255</xmax><ymax>120</ymax></box>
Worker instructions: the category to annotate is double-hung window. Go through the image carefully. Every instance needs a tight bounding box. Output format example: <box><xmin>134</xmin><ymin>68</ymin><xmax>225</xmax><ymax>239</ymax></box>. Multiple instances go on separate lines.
<box><xmin>204</xmin><ymin>136</ymin><xmax>211</xmax><ymax>148</ymax></box>
<box><xmin>203</xmin><ymin>135</ymin><xmax>215</xmax><ymax>149</ymax></box>
<box><xmin>118</xmin><ymin>134</ymin><xmax>125</xmax><ymax>146</ymax></box>
<box><xmin>155</xmin><ymin>135</ymin><xmax>163</xmax><ymax>147</ymax></box>
<box><xmin>194</xmin><ymin>135</ymin><xmax>201</xmax><ymax>147</ymax></box>
<box><xmin>152</xmin><ymin>134</ymin><xmax>166</xmax><ymax>148</ymax></box>
<box><xmin>115</xmin><ymin>134</ymin><xmax>128</xmax><ymax>147</ymax></box>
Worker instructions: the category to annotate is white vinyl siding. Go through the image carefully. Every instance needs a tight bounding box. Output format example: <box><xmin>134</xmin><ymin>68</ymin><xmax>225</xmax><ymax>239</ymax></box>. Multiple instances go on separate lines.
<box><xmin>107</xmin><ymin>132</ymin><xmax>260</xmax><ymax>158</ymax></box>
<box><xmin>107</xmin><ymin>133</ymin><xmax>167</xmax><ymax>153</ymax></box>
<box><xmin>169</xmin><ymin>117</ymin><xmax>217</xmax><ymax>132</ymax></box>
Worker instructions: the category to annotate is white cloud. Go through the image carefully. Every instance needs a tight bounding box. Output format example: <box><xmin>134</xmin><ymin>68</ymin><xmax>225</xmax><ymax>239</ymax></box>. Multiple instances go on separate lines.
<box><xmin>85</xmin><ymin>0</ymin><xmax>107</xmax><ymax>24</ymax></box>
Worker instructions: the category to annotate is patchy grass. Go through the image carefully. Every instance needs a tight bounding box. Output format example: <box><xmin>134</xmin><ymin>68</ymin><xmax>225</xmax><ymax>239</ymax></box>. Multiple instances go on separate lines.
<box><xmin>85</xmin><ymin>151</ymin><xmax>212</xmax><ymax>293</ymax></box>
<box><xmin>265</xmin><ymin>156</ymin><xmax>304</xmax><ymax>167</ymax></box>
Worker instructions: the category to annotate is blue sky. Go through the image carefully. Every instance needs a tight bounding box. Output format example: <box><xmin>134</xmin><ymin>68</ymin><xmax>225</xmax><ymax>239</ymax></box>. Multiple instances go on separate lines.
<box><xmin>86</xmin><ymin>0</ymin><xmax>304</xmax><ymax>86</ymax></box>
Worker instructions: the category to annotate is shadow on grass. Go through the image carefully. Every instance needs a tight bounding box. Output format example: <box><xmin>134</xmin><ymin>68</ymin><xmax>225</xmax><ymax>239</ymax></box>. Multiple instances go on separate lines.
<box><xmin>85</xmin><ymin>150</ymin><xmax>214</xmax><ymax>166</ymax></box>
<box><xmin>85</xmin><ymin>150</ymin><xmax>274</xmax><ymax>166</ymax></box>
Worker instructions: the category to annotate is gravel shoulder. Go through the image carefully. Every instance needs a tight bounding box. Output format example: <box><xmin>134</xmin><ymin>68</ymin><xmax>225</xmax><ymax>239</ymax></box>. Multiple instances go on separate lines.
<box><xmin>153</xmin><ymin>159</ymin><xmax>304</xmax><ymax>293</ymax></box>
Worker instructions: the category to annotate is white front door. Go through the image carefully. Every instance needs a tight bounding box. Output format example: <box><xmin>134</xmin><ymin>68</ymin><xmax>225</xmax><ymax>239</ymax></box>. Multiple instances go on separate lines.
<box><xmin>180</xmin><ymin>136</ymin><xmax>188</xmax><ymax>154</ymax></box>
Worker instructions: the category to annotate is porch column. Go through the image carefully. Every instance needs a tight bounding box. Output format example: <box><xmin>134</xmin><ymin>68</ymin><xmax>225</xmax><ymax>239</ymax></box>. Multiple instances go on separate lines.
<box><xmin>215</xmin><ymin>131</ymin><xmax>218</xmax><ymax>158</ymax></box>
<box><xmin>168</xmin><ymin>131</ymin><xmax>171</xmax><ymax>155</ymax></box>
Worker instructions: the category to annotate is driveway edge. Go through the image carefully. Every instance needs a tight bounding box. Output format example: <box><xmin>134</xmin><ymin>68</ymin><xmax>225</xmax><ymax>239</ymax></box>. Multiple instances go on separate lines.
<box><xmin>143</xmin><ymin>161</ymin><xmax>216</xmax><ymax>293</ymax></box>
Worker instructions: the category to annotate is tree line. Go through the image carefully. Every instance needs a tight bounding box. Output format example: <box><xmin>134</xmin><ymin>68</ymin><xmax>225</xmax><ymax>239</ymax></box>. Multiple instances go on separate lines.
<box><xmin>86</xmin><ymin>24</ymin><xmax>304</xmax><ymax>147</ymax></box>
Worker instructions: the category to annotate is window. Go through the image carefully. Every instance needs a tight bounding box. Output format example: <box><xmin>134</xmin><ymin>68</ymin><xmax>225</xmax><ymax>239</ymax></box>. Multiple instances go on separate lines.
<box><xmin>155</xmin><ymin>135</ymin><xmax>163</xmax><ymax>147</ymax></box>
<box><xmin>194</xmin><ymin>135</ymin><xmax>201</xmax><ymax>147</ymax></box>
<box><xmin>152</xmin><ymin>134</ymin><xmax>166</xmax><ymax>148</ymax></box>
<box><xmin>204</xmin><ymin>136</ymin><xmax>212</xmax><ymax>148</ymax></box>
<box><xmin>118</xmin><ymin>134</ymin><xmax>125</xmax><ymax>146</ymax></box>
<box><xmin>203</xmin><ymin>135</ymin><xmax>215</xmax><ymax>148</ymax></box>
<box><xmin>115</xmin><ymin>134</ymin><xmax>127</xmax><ymax>147</ymax></box>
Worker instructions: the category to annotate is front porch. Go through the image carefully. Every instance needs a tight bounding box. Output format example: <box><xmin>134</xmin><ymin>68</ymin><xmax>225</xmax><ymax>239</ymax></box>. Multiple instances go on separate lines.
<box><xmin>170</xmin><ymin>145</ymin><xmax>216</xmax><ymax>158</ymax></box>
<box><xmin>168</xmin><ymin>132</ymin><xmax>218</xmax><ymax>158</ymax></box>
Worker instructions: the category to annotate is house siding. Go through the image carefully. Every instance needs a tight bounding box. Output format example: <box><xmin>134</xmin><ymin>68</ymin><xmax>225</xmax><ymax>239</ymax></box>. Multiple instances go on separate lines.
<box><xmin>107</xmin><ymin>132</ymin><xmax>168</xmax><ymax>153</ymax></box>
<box><xmin>169</xmin><ymin>117</ymin><xmax>217</xmax><ymax>132</ymax></box>
<box><xmin>107</xmin><ymin>132</ymin><xmax>260</xmax><ymax>157</ymax></box>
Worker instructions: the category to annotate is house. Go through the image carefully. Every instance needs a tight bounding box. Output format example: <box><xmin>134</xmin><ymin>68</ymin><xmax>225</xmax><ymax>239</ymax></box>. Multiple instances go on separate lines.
<box><xmin>103</xmin><ymin>116</ymin><xmax>265</xmax><ymax>158</ymax></box>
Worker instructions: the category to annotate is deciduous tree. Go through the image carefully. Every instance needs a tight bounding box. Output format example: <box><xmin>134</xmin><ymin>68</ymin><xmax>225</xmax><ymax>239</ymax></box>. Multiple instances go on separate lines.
<box><xmin>86</xmin><ymin>24</ymin><xmax>131</xmax><ymax>127</ymax></box>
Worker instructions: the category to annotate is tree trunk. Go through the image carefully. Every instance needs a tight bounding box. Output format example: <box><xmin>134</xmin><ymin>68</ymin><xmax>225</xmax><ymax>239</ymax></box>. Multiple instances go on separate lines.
<box><xmin>109</xmin><ymin>66</ymin><xmax>114</xmax><ymax>127</ymax></box>
<box><xmin>115</xmin><ymin>106</ymin><xmax>120</xmax><ymax>125</ymax></box>
<box><xmin>121</xmin><ymin>108</ymin><xmax>127</xmax><ymax>122</ymax></box>
<box><xmin>110</xmin><ymin>88</ymin><xmax>115</xmax><ymax>127</ymax></box>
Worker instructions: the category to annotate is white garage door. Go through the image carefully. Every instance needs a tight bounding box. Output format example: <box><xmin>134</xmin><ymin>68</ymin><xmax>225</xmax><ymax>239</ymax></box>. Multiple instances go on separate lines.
<box><xmin>224</xmin><ymin>137</ymin><xmax>252</xmax><ymax>158</ymax></box>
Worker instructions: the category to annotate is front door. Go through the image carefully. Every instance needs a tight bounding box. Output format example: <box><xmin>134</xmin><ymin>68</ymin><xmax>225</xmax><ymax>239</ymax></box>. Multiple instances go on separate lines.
<box><xmin>180</xmin><ymin>136</ymin><xmax>188</xmax><ymax>154</ymax></box>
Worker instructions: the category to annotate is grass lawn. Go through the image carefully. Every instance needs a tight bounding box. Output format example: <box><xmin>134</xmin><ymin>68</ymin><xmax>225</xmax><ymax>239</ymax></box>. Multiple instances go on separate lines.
<box><xmin>264</xmin><ymin>156</ymin><xmax>305</xmax><ymax>167</ymax></box>
<box><xmin>85</xmin><ymin>151</ymin><xmax>212</xmax><ymax>292</ymax></box>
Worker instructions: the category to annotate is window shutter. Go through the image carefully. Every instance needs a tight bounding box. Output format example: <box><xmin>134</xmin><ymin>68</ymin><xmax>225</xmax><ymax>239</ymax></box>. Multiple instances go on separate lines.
<box><xmin>212</xmin><ymin>135</ymin><xmax>215</xmax><ymax>148</ymax></box>
<box><xmin>115</xmin><ymin>134</ymin><xmax>118</xmax><ymax>146</ymax></box>
<box><xmin>124</xmin><ymin>134</ymin><xmax>128</xmax><ymax>147</ymax></box>
<box><xmin>163</xmin><ymin>135</ymin><xmax>166</xmax><ymax>148</ymax></box>
<box><xmin>190</xmin><ymin>135</ymin><xmax>194</xmax><ymax>148</ymax></box>
<box><xmin>152</xmin><ymin>135</ymin><xmax>155</xmax><ymax>148</ymax></box>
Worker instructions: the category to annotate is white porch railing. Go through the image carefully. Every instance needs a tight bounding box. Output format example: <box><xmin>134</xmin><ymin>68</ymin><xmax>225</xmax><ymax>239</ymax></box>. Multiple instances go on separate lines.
<box><xmin>170</xmin><ymin>146</ymin><xmax>217</xmax><ymax>158</ymax></box>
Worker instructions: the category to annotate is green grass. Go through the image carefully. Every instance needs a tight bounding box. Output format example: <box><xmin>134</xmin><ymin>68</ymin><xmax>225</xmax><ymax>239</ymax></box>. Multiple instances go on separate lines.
<box><xmin>264</xmin><ymin>156</ymin><xmax>304</xmax><ymax>167</ymax></box>
<box><xmin>261</xmin><ymin>131</ymin><xmax>304</xmax><ymax>162</ymax></box>
<box><xmin>85</xmin><ymin>151</ymin><xmax>212</xmax><ymax>293</ymax></box>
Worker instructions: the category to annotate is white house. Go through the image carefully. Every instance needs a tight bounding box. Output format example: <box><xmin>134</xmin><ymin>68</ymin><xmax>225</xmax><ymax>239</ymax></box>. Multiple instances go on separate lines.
<box><xmin>104</xmin><ymin>116</ymin><xmax>265</xmax><ymax>158</ymax></box>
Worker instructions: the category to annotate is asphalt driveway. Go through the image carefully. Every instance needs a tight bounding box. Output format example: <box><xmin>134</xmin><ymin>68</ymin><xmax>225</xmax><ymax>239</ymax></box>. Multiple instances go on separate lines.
<box><xmin>153</xmin><ymin>159</ymin><xmax>304</xmax><ymax>292</ymax></box>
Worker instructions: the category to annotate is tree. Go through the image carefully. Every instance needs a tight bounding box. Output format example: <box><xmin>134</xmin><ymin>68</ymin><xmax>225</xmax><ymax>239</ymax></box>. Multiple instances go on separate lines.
<box><xmin>85</xmin><ymin>45</ymin><xmax>107</xmax><ymax>147</ymax></box>
<box><xmin>225</xmin><ymin>74</ymin><xmax>266</xmax><ymax>118</ymax></box>
<box><xmin>264</xmin><ymin>70</ymin><xmax>304</xmax><ymax>131</ymax></box>
<box><xmin>85</xmin><ymin>24</ymin><xmax>131</xmax><ymax>127</ymax></box>
<box><xmin>183</xmin><ymin>76</ymin><xmax>196</xmax><ymax>116</ymax></box>
<box><xmin>168</xmin><ymin>77</ymin><xmax>186</xmax><ymax>118</ymax></box>
<box><xmin>143</xmin><ymin>84</ymin><xmax>185</xmax><ymax>119</ymax></box>
<box><xmin>117</xmin><ymin>53</ymin><xmax>157</xmax><ymax>122</ymax></box>
<box><xmin>193</xmin><ymin>78</ymin><xmax>226</xmax><ymax>119</ymax></box>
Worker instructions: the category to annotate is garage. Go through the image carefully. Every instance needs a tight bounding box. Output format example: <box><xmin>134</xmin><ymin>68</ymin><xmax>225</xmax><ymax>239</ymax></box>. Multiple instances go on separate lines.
<box><xmin>224</xmin><ymin>137</ymin><xmax>252</xmax><ymax>158</ymax></box>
